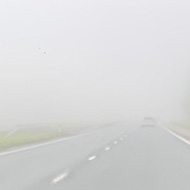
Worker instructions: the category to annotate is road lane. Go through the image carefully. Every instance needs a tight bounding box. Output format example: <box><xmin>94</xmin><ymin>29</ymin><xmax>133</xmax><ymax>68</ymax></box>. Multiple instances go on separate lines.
<box><xmin>0</xmin><ymin>122</ymin><xmax>134</xmax><ymax>190</ymax></box>
<box><xmin>29</xmin><ymin>126</ymin><xmax>190</xmax><ymax>190</ymax></box>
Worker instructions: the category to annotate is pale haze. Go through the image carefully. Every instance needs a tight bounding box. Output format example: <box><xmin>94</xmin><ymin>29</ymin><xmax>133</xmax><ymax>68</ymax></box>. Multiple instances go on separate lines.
<box><xmin>0</xmin><ymin>0</ymin><xmax>189</xmax><ymax>128</ymax></box>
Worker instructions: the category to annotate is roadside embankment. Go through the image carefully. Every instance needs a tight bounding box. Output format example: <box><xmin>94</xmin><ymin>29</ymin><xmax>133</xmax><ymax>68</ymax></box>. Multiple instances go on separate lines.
<box><xmin>0</xmin><ymin>123</ymin><xmax>88</xmax><ymax>150</ymax></box>
<box><xmin>168</xmin><ymin>123</ymin><xmax>190</xmax><ymax>142</ymax></box>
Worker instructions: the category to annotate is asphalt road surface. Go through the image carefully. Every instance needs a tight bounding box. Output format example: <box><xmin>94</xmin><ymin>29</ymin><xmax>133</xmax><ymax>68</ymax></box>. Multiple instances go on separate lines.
<box><xmin>1</xmin><ymin>122</ymin><xmax>190</xmax><ymax>190</ymax></box>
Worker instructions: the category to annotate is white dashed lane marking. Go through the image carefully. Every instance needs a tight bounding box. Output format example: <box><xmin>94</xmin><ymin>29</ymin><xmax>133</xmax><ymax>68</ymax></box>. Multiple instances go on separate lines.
<box><xmin>51</xmin><ymin>170</ymin><xmax>69</xmax><ymax>185</ymax></box>
<box><xmin>113</xmin><ymin>141</ymin><xmax>118</xmax><ymax>144</ymax></box>
<box><xmin>88</xmin><ymin>155</ymin><xmax>97</xmax><ymax>161</ymax></box>
<box><xmin>49</xmin><ymin>131</ymin><xmax>132</xmax><ymax>186</ymax></box>
<box><xmin>105</xmin><ymin>147</ymin><xmax>111</xmax><ymax>151</ymax></box>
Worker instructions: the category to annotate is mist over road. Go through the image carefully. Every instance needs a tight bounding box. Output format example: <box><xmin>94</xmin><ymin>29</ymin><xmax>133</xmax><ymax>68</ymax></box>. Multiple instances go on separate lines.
<box><xmin>0</xmin><ymin>0</ymin><xmax>189</xmax><ymax>128</ymax></box>
<box><xmin>0</xmin><ymin>122</ymin><xmax>133</xmax><ymax>190</ymax></box>
<box><xmin>1</xmin><ymin>122</ymin><xmax>190</xmax><ymax>190</ymax></box>
<box><xmin>0</xmin><ymin>0</ymin><xmax>190</xmax><ymax>189</ymax></box>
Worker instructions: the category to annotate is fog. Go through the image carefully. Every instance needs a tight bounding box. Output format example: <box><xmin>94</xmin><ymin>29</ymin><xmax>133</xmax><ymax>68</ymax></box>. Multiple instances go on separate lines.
<box><xmin>0</xmin><ymin>0</ymin><xmax>189</xmax><ymax>128</ymax></box>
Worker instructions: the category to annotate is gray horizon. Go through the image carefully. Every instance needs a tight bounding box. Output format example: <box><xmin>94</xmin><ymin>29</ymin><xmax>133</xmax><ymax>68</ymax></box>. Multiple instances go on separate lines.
<box><xmin>0</xmin><ymin>0</ymin><xmax>189</xmax><ymax>128</ymax></box>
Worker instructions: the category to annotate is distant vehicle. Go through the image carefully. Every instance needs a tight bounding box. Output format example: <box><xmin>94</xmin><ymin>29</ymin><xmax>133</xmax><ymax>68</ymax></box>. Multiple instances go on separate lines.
<box><xmin>142</xmin><ymin>117</ymin><xmax>156</xmax><ymax>127</ymax></box>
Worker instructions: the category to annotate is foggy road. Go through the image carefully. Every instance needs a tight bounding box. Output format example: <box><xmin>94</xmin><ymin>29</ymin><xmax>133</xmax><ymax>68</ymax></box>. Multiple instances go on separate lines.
<box><xmin>1</xmin><ymin>123</ymin><xmax>190</xmax><ymax>190</ymax></box>
<box><xmin>1</xmin><ymin>0</ymin><xmax>190</xmax><ymax>189</ymax></box>
<box><xmin>0</xmin><ymin>123</ymin><xmax>133</xmax><ymax>190</ymax></box>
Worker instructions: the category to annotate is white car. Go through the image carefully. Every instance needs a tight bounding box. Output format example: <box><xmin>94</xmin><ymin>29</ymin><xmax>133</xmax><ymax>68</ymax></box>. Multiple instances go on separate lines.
<box><xmin>142</xmin><ymin>117</ymin><xmax>156</xmax><ymax>127</ymax></box>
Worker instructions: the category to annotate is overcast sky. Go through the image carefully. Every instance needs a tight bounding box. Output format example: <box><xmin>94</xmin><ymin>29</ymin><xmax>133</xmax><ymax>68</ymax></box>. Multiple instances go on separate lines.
<box><xmin>0</xmin><ymin>0</ymin><xmax>189</xmax><ymax>127</ymax></box>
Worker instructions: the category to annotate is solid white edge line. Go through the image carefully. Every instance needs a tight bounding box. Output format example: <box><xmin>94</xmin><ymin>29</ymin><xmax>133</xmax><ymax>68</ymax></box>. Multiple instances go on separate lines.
<box><xmin>0</xmin><ymin>127</ymin><xmax>131</xmax><ymax>157</ymax></box>
<box><xmin>164</xmin><ymin>128</ymin><xmax>190</xmax><ymax>145</ymax></box>
<box><xmin>0</xmin><ymin>130</ymin><xmax>100</xmax><ymax>157</ymax></box>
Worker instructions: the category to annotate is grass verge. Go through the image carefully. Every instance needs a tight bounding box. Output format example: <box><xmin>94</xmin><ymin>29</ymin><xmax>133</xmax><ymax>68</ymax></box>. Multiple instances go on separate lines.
<box><xmin>0</xmin><ymin>124</ymin><xmax>86</xmax><ymax>150</ymax></box>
